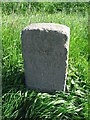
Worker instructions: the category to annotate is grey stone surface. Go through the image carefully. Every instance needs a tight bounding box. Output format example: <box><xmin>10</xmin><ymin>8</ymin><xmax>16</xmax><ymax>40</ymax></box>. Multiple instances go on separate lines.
<box><xmin>21</xmin><ymin>23</ymin><xmax>70</xmax><ymax>92</ymax></box>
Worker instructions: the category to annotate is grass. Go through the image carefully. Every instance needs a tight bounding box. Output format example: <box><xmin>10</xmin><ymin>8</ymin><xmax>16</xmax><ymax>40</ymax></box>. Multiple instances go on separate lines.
<box><xmin>2</xmin><ymin>10</ymin><xmax>88</xmax><ymax>120</ymax></box>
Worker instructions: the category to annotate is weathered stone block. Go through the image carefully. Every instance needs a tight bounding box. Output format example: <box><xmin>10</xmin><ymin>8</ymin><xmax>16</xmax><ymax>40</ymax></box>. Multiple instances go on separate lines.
<box><xmin>21</xmin><ymin>23</ymin><xmax>70</xmax><ymax>92</ymax></box>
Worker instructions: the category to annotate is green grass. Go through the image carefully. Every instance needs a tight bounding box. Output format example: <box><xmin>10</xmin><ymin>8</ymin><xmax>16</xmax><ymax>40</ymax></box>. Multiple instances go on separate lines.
<box><xmin>2</xmin><ymin>10</ymin><xmax>88</xmax><ymax>120</ymax></box>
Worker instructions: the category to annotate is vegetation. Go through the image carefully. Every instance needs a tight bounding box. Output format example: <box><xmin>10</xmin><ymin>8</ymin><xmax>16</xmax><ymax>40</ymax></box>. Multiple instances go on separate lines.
<box><xmin>2</xmin><ymin>2</ymin><xmax>88</xmax><ymax>15</ymax></box>
<box><xmin>2</xmin><ymin>2</ymin><xmax>89</xmax><ymax>120</ymax></box>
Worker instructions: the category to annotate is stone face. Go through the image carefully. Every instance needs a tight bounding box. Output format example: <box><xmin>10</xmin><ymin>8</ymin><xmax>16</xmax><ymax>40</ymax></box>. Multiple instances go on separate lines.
<box><xmin>21</xmin><ymin>23</ymin><xmax>70</xmax><ymax>92</ymax></box>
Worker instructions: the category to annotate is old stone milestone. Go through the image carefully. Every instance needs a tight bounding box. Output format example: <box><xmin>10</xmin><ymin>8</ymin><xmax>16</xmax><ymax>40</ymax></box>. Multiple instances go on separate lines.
<box><xmin>21</xmin><ymin>23</ymin><xmax>70</xmax><ymax>92</ymax></box>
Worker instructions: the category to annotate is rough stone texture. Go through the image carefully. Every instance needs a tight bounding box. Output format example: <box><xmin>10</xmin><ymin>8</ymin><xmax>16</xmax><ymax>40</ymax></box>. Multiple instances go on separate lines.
<box><xmin>21</xmin><ymin>23</ymin><xmax>70</xmax><ymax>92</ymax></box>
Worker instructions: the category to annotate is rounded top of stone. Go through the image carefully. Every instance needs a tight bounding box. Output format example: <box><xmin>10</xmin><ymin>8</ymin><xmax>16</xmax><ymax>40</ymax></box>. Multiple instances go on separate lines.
<box><xmin>22</xmin><ymin>23</ymin><xmax>70</xmax><ymax>36</ymax></box>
